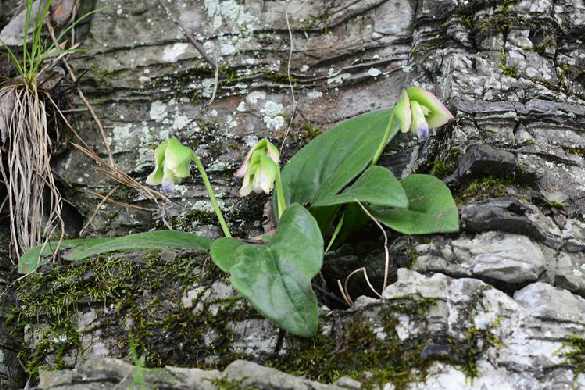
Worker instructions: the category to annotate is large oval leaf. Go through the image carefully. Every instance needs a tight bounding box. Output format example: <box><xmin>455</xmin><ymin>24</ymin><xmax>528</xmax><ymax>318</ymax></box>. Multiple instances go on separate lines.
<box><xmin>19</xmin><ymin>231</ymin><xmax>211</xmax><ymax>274</ymax></box>
<box><xmin>312</xmin><ymin>166</ymin><xmax>408</xmax><ymax>208</ymax></box>
<box><xmin>211</xmin><ymin>204</ymin><xmax>323</xmax><ymax>337</ymax></box>
<box><xmin>278</xmin><ymin>109</ymin><xmax>397</xmax><ymax>210</ymax></box>
<box><xmin>368</xmin><ymin>174</ymin><xmax>459</xmax><ymax>234</ymax></box>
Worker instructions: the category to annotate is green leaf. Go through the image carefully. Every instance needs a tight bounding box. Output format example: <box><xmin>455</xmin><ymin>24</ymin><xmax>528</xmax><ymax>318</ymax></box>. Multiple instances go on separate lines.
<box><xmin>19</xmin><ymin>237</ymin><xmax>111</xmax><ymax>274</ymax></box>
<box><xmin>211</xmin><ymin>204</ymin><xmax>323</xmax><ymax>337</ymax></box>
<box><xmin>65</xmin><ymin>231</ymin><xmax>211</xmax><ymax>260</ymax></box>
<box><xmin>278</xmin><ymin>109</ymin><xmax>397</xmax><ymax>212</ymax></box>
<box><xmin>326</xmin><ymin>203</ymin><xmax>371</xmax><ymax>251</ymax></box>
<box><xmin>312</xmin><ymin>166</ymin><xmax>408</xmax><ymax>208</ymax></box>
<box><xmin>19</xmin><ymin>231</ymin><xmax>211</xmax><ymax>274</ymax></box>
<box><xmin>368</xmin><ymin>174</ymin><xmax>459</xmax><ymax>234</ymax></box>
<box><xmin>210</xmin><ymin>237</ymin><xmax>245</xmax><ymax>273</ymax></box>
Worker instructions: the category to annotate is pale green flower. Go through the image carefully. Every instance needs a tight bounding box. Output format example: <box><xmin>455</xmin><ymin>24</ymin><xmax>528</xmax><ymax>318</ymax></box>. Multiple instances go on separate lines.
<box><xmin>146</xmin><ymin>137</ymin><xmax>193</xmax><ymax>192</ymax></box>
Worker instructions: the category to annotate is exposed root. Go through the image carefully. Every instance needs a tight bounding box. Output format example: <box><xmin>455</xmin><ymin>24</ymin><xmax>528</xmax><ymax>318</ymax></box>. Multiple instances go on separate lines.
<box><xmin>336</xmin><ymin>200</ymin><xmax>391</xmax><ymax>306</ymax></box>
<box><xmin>0</xmin><ymin>84</ymin><xmax>64</xmax><ymax>259</ymax></box>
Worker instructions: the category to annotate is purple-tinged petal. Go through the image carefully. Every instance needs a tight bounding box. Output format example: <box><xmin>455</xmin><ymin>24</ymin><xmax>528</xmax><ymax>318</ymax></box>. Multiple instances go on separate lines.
<box><xmin>410</xmin><ymin>101</ymin><xmax>430</xmax><ymax>139</ymax></box>
<box><xmin>407</xmin><ymin>87</ymin><xmax>454</xmax><ymax>129</ymax></box>
<box><xmin>394</xmin><ymin>91</ymin><xmax>411</xmax><ymax>133</ymax></box>
<box><xmin>417</xmin><ymin>126</ymin><xmax>429</xmax><ymax>139</ymax></box>
<box><xmin>161</xmin><ymin>170</ymin><xmax>176</xmax><ymax>192</ymax></box>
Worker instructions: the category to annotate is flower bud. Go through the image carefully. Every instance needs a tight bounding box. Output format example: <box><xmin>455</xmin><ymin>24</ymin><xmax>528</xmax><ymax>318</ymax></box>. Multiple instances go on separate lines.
<box><xmin>235</xmin><ymin>139</ymin><xmax>280</xmax><ymax>197</ymax></box>
<box><xmin>394</xmin><ymin>87</ymin><xmax>454</xmax><ymax>138</ymax></box>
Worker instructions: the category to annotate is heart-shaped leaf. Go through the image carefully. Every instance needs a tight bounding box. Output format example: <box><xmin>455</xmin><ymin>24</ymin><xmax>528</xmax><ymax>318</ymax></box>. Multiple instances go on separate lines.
<box><xmin>211</xmin><ymin>204</ymin><xmax>323</xmax><ymax>337</ymax></box>
<box><xmin>368</xmin><ymin>174</ymin><xmax>459</xmax><ymax>234</ymax></box>
<box><xmin>210</xmin><ymin>237</ymin><xmax>245</xmax><ymax>273</ymax></box>
<box><xmin>312</xmin><ymin>166</ymin><xmax>408</xmax><ymax>208</ymax></box>
<box><xmin>276</xmin><ymin>109</ymin><xmax>397</xmax><ymax>216</ymax></box>
<box><xmin>19</xmin><ymin>231</ymin><xmax>211</xmax><ymax>274</ymax></box>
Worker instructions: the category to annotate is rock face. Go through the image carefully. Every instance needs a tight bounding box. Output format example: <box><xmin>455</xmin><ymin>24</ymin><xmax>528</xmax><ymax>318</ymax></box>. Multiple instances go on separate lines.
<box><xmin>0</xmin><ymin>0</ymin><xmax>584</xmax><ymax>389</ymax></box>
<box><xmin>36</xmin><ymin>358</ymin><xmax>346</xmax><ymax>390</ymax></box>
<box><xmin>22</xmin><ymin>269</ymin><xmax>585</xmax><ymax>390</ymax></box>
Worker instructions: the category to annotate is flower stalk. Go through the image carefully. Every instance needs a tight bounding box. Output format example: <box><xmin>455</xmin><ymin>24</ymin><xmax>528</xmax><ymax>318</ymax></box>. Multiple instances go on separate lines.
<box><xmin>146</xmin><ymin>137</ymin><xmax>231</xmax><ymax>238</ymax></box>
<box><xmin>190</xmin><ymin>152</ymin><xmax>231</xmax><ymax>238</ymax></box>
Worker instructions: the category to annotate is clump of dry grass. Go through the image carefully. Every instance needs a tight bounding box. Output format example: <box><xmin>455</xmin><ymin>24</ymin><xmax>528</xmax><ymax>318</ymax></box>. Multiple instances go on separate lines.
<box><xmin>0</xmin><ymin>83</ymin><xmax>64</xmax><ymax>259</ymax></box>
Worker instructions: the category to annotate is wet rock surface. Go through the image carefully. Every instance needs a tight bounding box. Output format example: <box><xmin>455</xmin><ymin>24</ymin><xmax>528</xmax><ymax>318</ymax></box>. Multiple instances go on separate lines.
<box><xmin>0</xmin><ymin>0</ymin><xmax>584</xmax><ymax>388</ymax></box>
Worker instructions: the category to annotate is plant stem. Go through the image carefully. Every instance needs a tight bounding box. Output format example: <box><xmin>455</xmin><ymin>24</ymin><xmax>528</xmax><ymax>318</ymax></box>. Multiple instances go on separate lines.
<box><xmin>191</xmin><ymin>152</ymin><xmax>232</xmax><ymax>238</ymax></box>
<box><xmin>275</xmin><ymin>169</ymin><xmax>287</xmax><ymax>219</ymax></box>
<box><xmin>325</xmin><ymin>213</ymin><xmax>344</xmax><ymax>252</ymax></box>
<box><xmin>370</xmin><ymin>109</ymin><xmax>396</xmax><ymax>166</ymax></box>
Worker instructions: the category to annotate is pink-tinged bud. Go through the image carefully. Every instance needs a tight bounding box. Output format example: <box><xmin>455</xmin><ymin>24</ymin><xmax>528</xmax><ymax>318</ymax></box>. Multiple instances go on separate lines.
<box><xmin>235</xmin><ymin>138</ymin><xmax>280</xmax><ymax>197</ymax></box>
<box><xmin>266</xmin><ymin>142</ymin><xmax>280</xmax><ymax>164</ymax></box>
<box><xmin>392</xmin><ymin>87</ymin><xmax>454</xmax><ymax>139</ymax></box>
<box><xmin>406</xmin><ymin>87</ymin><xmax>454</xmax><ymax>130</ymax></box>
<box><xmin>234</xmin><ymin>149</ymin><xmax>253</xmax><ymax>178</ymax></box>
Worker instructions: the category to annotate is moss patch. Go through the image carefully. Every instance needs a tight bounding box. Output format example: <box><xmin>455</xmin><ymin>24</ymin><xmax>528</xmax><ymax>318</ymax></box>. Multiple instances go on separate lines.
<box><xmin>430</xmin><ymin>149</ymin><xmax>461</xmax><ymax>179</ymax></box>
<box><xmin>269</xmin><ymin>298</ymin><xmax>437</xmax><ymax>390</ymax></box>
<box><xmin>268</xmin><ymin>296</ymin><xmax>494</xmax><ymax>389</ymax></box>
<box><xmin>10</xmin><ymin>249</ymin><xmax>248</xmax><ymax>381</ymax></box>
<box><xmin>558</xmin><ymin>335</ymin><xmax>585</xmax><ymax>384</ymax></box>
<box><xmin>455</xmin><ymin>175</ymin><xmax>531</xmax><ymax>204</ymax></box>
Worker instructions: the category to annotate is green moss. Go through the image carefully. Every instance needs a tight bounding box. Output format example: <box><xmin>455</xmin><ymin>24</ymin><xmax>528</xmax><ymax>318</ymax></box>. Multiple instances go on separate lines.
<box><xmin>406</xmin><ymin>243</ymin><xmax>419</xmax><ymax>267</ymax></box>
<box><xmin>564</xmin><ymin>147</ymin><xmax>585</xmax><ymax>157</ymax></box>
<box><xmin>91</xmin><ymin>67</ymin><xmax>129</xmax><ymax>85</ymax></box>
<box><xmin>261</xmin><ymin>71</ymin><xmax>295</xmax><ymax>84</ymax></box>
<box><xmin>502</xmin><ymin>64</ymin><xmax>519</xmax><ymax>78</ymax></box>
<box><xmin>558</xmin><ymin>335</ymin><xmax>585</xmax><ymax>386</ymax></box>
<box><xmin>457</xmin><ymin>325</ymin><xmax>500</xmax><ymax>379</ymax></box>
<box><xmin>207</xmin><ymin>375</ymin><xmax>260</xmax><ymax>390</ymax></box>
<box><xmin>11</xmin><ymin>249</ymin><xmax>244</xmax><ymax>381</ymax></box>
<box><xmin>219</xmin><ymin>65</ymin><xmax>238</xmax><ymax>85</ymax></box>
<box><xmin>456</xmin><ymin>176</ymin><xmax>516</xmax><ymax>203</ymax></box>
<box><xmin>501</xmin><ymin>49</ymin><xmax>519</xmax><ymax>78</ymax></box>
<box><xmin>534</xmin><ymin>36</ymin><xmax>553</xmax><ymax>56</ymax></box>
<box><xmin>457</xmin><ymin>14</ymin><xmax>473</xmax><ymax>29</ymax></box>
<box><xmin>430</xmin><ymin>149</ymin><xmax>461</xmax><ymax>179</ymax></box>
<box><xmin>299</xmin><ymin>121</ymin><xmax>324</xmax><ymax>144</ymax></box>
<box><xmin>270</xmin><ymin>298</ymin><xmax>438</xmax><ymax>390</ymax></box>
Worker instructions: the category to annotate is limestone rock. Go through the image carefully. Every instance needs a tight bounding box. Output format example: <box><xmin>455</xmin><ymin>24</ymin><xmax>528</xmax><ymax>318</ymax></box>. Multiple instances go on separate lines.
<box><xmin>1</xmin><ymin>0</ymin><xmax>585</xmax><ymax>388</ymax></box>
<box><xmin>35</xmin><ymin>358</ymin><xmax>345</xmax><ymax>390</ymax></box>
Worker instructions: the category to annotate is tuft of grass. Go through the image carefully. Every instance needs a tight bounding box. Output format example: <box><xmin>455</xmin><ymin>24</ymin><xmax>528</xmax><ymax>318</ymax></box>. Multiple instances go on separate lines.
<box><xmin>0</xmin><ymin>0</ymin><xmax>98</xmax><ymax>258</ymax></box>
<box><xmin>1</xmin><ymin>0</ymin><xmax>96</xmax><ymax>88</ymax></box>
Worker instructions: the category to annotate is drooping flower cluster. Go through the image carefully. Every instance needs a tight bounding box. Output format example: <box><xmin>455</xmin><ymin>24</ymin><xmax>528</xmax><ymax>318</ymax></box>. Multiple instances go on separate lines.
<box><xmin>234</xmin><ymin>138</ymin><xmax>280</xmax><ymax>197</ymax></box>
<box><xmin>394</xmin><ymin>87</ymin><xmax>454</xmax><ymax>138</ymax></box>
<box><xmin>146</xmin><ymin>137</ymin><xmax>193</xmax><ymax>192</ymax></box>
